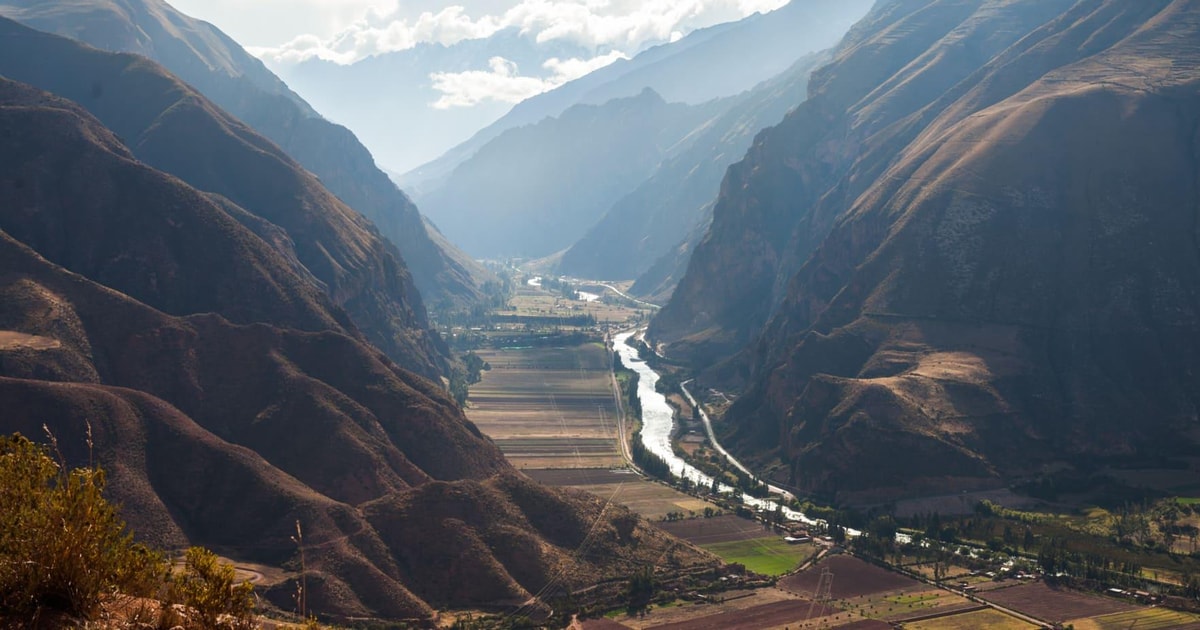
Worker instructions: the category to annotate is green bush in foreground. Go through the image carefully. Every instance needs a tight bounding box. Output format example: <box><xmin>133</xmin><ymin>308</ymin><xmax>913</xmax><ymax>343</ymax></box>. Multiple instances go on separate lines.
<box><xmin>169</xmin><ymin>547</ymin><xmax>256</xmax><ymax>630</ymax></box>
<box><xmin>0</xmin><ymin>432</ymin><xmax>258</xmax><ymax>628</ymax></box>
<box><xmin>0</xmin><ymin>432</ymin><xmax>166</xmax><ymax>620</ymax></box>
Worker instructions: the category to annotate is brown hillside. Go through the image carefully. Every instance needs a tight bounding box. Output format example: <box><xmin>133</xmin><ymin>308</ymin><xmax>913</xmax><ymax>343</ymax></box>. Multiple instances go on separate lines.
<box><xmin>0</xmin><ymin>0</ymin><xmax>494</xmax><ymax>311</ymax></box>
<box><xmin>0</xmin><ymin>18</ymin><xmax>446</xmax><ymax>379</ymax></box>
<box><xmin>654</xmin><ymin>0</ymin><xmax>1200</xmax><ymax>501</ymax></box>
<box><xmin>0</xmin><ymin>84</ymin><xmax>716</xmax><ymax>621</ymax></box>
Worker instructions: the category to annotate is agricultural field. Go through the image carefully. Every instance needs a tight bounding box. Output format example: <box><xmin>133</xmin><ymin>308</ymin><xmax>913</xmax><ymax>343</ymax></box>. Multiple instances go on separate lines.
<box><xmin>1071</xmin><ymin>607</ymin><xmax>1200</xmax><ymax>629</ymax></box>
<box><xmin>701</xmin><ymin>538</ymin><xmax>818</xmax><ymax>577</ymax></box>
<box><xmin>780</xmin><ymin>555</ymin><xmax>917</xmax><ymax>600</ymax></box>
<box><xmin>903</xmin><ymin>608</ymin><xmax>1037</xmax><ymax>629</ymax></box>
<box><xmin>842</xmin><ymin>589</ymin><xmax>981</xmax><ymax>624</ymax></box>
<box><xmin>466</xmin><ymin>343</ymin><xmax>623</xmax><ymax>470</ymax></box>
<box><xmin>978</xmin><ymin>582</ymin><xmax>1134</xmax><ymax>623</ymax></box>
<box><xmin>528</xmin><ymin>465</ymin><xmax>719</xmax><ymax>522</ymax></box>
<box><xmin>639</xmin><ymin>599</ymin><xmax>839</xmax><ymax>630</ymax></box>
<box><xmin>659</xmin><ymin>515</ymin><xmax>817</xmax><ymax>575</ymax></box>
<box><xmin>570</xmin><ymin>479</ymin><xmax>717</xmax><ymax>521</ymax></box>
<box><xmin>601</xmin><ymin>587</ymin><xmax>850</xmax><ymax>630</ymax></box>
<box><xmin>657</xmin><ymin>515</ymin><xmax>780</xmax><ymax>545</ymax></box>
<box><xmin>494</xmin><ymin>284</ymin><xmax>648</xmax><ymax>328</ymax></box>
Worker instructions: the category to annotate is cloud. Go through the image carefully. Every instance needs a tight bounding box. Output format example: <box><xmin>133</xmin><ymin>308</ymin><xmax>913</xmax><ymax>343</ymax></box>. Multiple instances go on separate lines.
<box><xmin>429</xmin><ymin>50</ymin><xmax>627</xmax><ymax>109</ymax></box>
<box><xmin>252</xmin><ymin>0</ymin><xmax>787</xmax><ymax>65</ymax></box>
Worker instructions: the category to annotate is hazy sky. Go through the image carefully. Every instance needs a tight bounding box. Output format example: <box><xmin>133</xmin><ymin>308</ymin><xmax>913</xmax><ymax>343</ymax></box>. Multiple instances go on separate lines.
<box><xmin>168</xmin><ymin>0</ymin><xmax>789</xmax><ymax>65</ymax></box>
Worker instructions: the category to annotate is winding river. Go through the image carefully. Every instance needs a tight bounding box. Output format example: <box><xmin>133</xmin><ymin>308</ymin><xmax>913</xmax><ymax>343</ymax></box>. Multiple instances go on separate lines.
<box><xmin>613</xmin><ymin>330</ymin><xmax>826</xmax><ymax>528</ymax></box>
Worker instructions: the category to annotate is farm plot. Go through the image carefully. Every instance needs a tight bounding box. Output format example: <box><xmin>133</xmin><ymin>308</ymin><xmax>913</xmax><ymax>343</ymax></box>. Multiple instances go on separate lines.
<box><xmin>642</xmin><ymin>599</ymin><xmax>838</xmax><ymax>630</ymax></box>
<box><xmin>1073</xmin><ymin>607</ymin><xmax>1200</xmax><ymax>630</ymax></box>
<box><xmin>701</xmin><ymin>538</ymin><xmax>818</xmax><ymax>577</ymax></box>
<box><xmin>657</xmin><ymin>515</ymin><xmax>780</xmax><ymax>545</ymax></box>
<box><xmin>839</xmin><ymin>589</ymin><xmax>979</xmax><ymax>624</ymax></box>
<box><xmin>780</xmin><ymin>555</ymin><xmax>918</xmax><ymax>599</ymax></box>
<box><xmin>466</xmin><ymin>344</ymin><xmax>622</xmax><ymax>469</ymax></box>
<box><xmin>571</xmin><ymin>480</ymin><xmax>716</xmax><ymax>521</ymax></box>
<box><xmin>657</xmin><ymin>515</ymin><xmax>815</xmax><ymax>575</ymax></box>
<box><xmin>978</xmin><ymin>582</ymin><xmax>1134</xmax><ymax>623</ymax></box>
<box><xmin>903</xmin><ymin>608</ymin><xmax>1037</xmax><ymax>629</ymax></box>
<box><xmin>525</xmin><ymin>468</ymin><xmax>637</xmax><ymax>486</ymax></box>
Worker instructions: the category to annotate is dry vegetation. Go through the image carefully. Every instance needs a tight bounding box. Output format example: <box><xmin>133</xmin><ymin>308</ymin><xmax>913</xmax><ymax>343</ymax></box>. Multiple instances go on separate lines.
<box><xmin>0</xmin><ymin>433</ymin><xmax>261</xmax><ymax>629</ymax></box>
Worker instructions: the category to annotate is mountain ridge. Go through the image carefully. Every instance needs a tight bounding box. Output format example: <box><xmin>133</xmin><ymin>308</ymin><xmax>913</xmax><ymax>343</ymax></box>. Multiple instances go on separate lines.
<box><xmin>0</xmin><ymin>17</ymin><xmax>448</xmax><ymax>379</ymax></box>
<box><xmin>0</xmin><ymin>0</ymin><xmax>495</xmax><ymax>313</ymax></box>
<box><xmin>650</xmin><ymin>0</ymin><xmax>1200</xmax><ymax>502</ymax></box>
<box><xmin>0</xmin><ymin>75</ymin><xmax>717</xmax><ymax>621</ymax></box>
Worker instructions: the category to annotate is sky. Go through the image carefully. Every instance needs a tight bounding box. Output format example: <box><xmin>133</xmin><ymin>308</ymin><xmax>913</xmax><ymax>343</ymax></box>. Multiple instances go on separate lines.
<box><xmin>168</xmin><ymin>0</ymin><xmax>790</xmax><ymax>66</ymax></box>
<box><xmin>168</xmin><ymin>0</ymin><xmax>791</xmax><ymax>169</ymax></box>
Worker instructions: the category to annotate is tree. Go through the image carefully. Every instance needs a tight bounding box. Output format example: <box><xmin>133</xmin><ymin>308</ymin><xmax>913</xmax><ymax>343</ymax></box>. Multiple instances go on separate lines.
<box><xmin>625</xmin><ymin>568</ymin><xmax>656</xmax><ymax>616</ymax></box>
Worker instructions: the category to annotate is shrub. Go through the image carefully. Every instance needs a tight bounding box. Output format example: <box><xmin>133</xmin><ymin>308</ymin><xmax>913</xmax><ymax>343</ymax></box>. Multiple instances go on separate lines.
<box><xmin>0</xmin><ymin>432</ymin><xmax>167</xmax><ymax>621</ymax></box>
<box><xmin>169</xmin><ymin>547</ymin><xmax>256</xmax><ymax>630</ymax></box>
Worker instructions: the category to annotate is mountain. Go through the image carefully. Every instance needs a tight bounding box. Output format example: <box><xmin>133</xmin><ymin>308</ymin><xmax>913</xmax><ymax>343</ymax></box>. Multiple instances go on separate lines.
<box><xmin>401</xmin><ymin>0</ymin><xmax>875</xmax><ymax>195</ymax></box>
<box><xmin>0</xmin><ymin>17</ymin><xmax>447</xmax><ymax>380</ymax></box>
<box><xmin>418</xmin><ymin>88</ymin><xmax>727</xmax><ymax>259</ymax></box>
<box><xmin>558</xmin><ymin>50</ymin><xmax>829</xmax><ymax>282</ymax></box>
<box><xmin>271</xmin><ymin>28</ymin><xmax>594</xmax><ymax>173</ymax></box>
<box><xmin>650</xmin><ymin>0</ymin><xmax>1200</xmax><ymax>503</ymax></box>
<box><xmin>0</xmin><ymin>0</ymin><xmax>494</xmax><ymax>312</ymax></box>
<box><xmin>0</xmin><ymin>76</ymin><xmax>715</xmax><ymax>622</ymax></box>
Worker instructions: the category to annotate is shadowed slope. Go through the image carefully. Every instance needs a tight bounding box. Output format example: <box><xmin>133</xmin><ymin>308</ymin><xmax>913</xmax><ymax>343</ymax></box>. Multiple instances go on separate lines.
<box><xmin>0</xmin><ymin>0</ymin><xmax>493</xmax><ymax>311</ymax></box>
<box><xmin>653</xmin><ymin>0</ymin><xmax>1200</xmax><ymax>500</ymax></box>
<box><xmin>0</xmin><ymin>18</ymin><xmax>446</xmax><ymax>378</ymax></box>
<box><xmin>0</xmin><ymin>84</ymin><xmax>717</xmax><ymax>621</ymax></box>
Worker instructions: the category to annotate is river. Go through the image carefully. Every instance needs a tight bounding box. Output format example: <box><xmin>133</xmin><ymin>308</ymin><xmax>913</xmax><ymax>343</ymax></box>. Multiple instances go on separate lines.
<box><xmin>613</xmin><ymin>330</ymin><xmax>827</xmax><ymax>528</ymax></box>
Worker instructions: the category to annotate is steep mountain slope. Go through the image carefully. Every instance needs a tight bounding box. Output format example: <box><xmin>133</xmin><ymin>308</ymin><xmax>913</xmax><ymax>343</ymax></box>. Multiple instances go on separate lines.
<box><xmin>0</xmin><ymin>17</ymin><xmax>446</xmax><ymax>379</ymax></box>
<box><xmin>0</xmin><ymin>78</ymin><xmax>716</xmax><ymax>621</ymax></box>
<box><xmin>0</xmin><ymin>0</ymin><xmax>493</xmax><ymax>312</ymax></box>
<box><xmin>558</xmin><ymin>50</ymin><xmax>828</xmax><ymax>281</ymax></box>
<box><xmin>419</xmin><ymin>89</ymin><xmax>726</xmax><ymax>259</ymax></box>
<box><xmin>653</xmin><ymin>0</ymin><xmax>1200</xmax><ymax>502</ymax></box>
<box><xmin>651</xmin><ymin>0</ymin><xmax>1077</xmax><ymax>366</ymax></box>
<box><xmin>401</xmin><ymin>0</ymin><xmax>874</xmax><ymax>195</ymax></box>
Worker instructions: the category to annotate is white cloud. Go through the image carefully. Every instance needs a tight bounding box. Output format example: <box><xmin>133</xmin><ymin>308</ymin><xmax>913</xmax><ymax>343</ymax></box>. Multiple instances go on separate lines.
<box><xmin>252</xmin><ymin>0</ymin><xmax>787</xmax><ymax>65</ymax></box>
<box><xmin>429</xmin><ymin>50</ymin><xmax>627</xmax><ymax>109</ymax></box>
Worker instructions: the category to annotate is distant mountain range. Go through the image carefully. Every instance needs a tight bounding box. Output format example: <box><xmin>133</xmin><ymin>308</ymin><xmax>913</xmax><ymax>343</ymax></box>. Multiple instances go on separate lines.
<box><xmin>417</xmin><ymin>88</ymin><xmax>729</xmax><ymax>259</ymax></box>
<box><xmin>402</xmin><ymin>0</ymin><xmax>874</xmax><ymax>195</ymax></box>
<box><xmin>0</xmin><ymin>0</ymin><xmax>495</xmax><ymax>313</ymax></box>
<box><xmin>558</xmin><ymin>50</ymin><xmax>830</xmax><ymax>284</ymax></box>
<box><xmin>0</xmin><ymin>17</ymin><xmax>715</xmax><ymax>623</ymax></box>
<box><xmin>649</xmin><ymin>0</ymin><xmax>1200</xmax><ymax>503</ymax></box>
<box><xmin>410</xmin><ymin>0</ymin><xmax>872</xmax><ymax>269</ymax></box>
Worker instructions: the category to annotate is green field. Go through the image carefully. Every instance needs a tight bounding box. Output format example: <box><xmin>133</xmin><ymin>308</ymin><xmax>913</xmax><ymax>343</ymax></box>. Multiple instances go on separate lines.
<box><xmin>700</xmin><ymin>538</ymin><xmax>815</xmax><ymax>576</ymax></box>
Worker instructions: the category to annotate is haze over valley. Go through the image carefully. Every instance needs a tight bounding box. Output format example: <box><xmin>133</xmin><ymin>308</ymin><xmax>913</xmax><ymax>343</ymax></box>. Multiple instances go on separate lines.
<box><xmin>2</xmin><ymin>1</ymin><xmax>1199</xmax><ymax>628</ymax></box>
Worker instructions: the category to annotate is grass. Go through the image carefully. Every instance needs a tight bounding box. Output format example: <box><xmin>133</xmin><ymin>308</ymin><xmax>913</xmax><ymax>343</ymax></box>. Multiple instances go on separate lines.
<box><xmin>1084</xmin><ymin>607</ymin><xmax>1200</xmax><ymax>630</ymax></box>
<box><xmin>905</xmin><ymin>608</ymin><xmax>1037</xmax><ymax>629</ymax></box>
<box><xmin>1175</xmin><ymin>497</ymin><xmax>1200</xmax><ymax>505</ymax></box>
<box><xmin>699</xmin><ymin>537</ymin><xmax>812</xmax><ymax>576</ymax></box>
